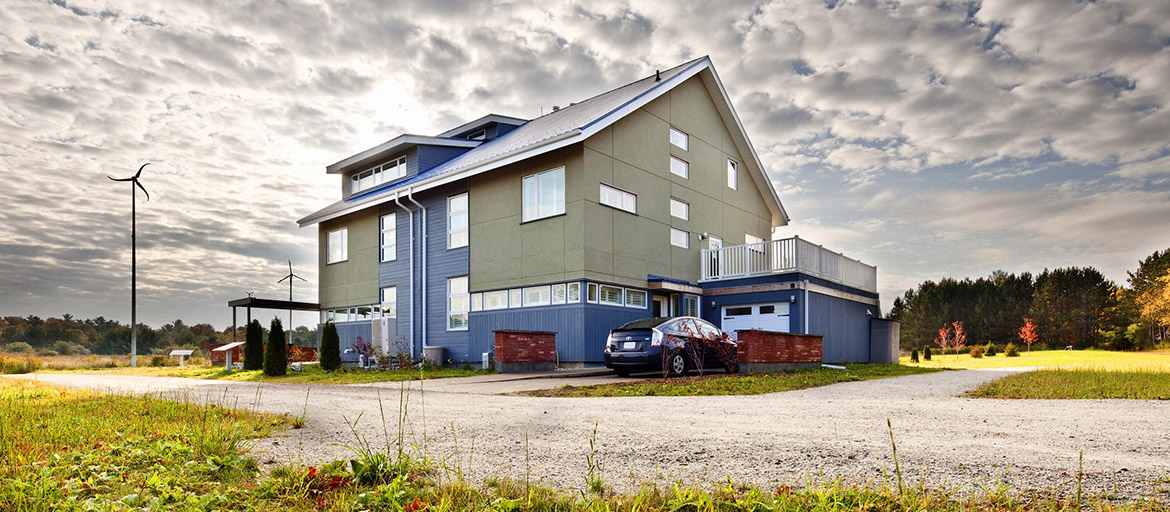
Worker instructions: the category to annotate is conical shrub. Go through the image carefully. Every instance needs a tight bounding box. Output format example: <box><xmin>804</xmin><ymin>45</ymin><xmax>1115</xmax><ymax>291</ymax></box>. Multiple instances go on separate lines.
<box><xmin>319</xmin><ymin>321</ymin><xmax>341</xmax><ymax>371</ymax></box>
<box><xmin>244</xmin><ymin>320</ymin><xmax>264</xmax><ymax>371</ymax></box>
<box><xmin>264</xmin><ymin>317</ymin><xmax>288</xmax><ymax>377</ymax></box>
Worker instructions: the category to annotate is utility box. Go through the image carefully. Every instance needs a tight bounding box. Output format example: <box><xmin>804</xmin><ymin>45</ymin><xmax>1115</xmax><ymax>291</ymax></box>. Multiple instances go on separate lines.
<box><xmin>869</xmin><ymin>319</ymin><xmax>901</xmax><ymax>364</ymax></box>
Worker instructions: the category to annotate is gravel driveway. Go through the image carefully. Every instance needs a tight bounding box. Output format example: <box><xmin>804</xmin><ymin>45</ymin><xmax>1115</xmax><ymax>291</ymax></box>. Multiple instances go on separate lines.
<box><xmin>11</xmin><ymin>369</ymin><xmax>1170</xmax><ymax>500</ymax></box>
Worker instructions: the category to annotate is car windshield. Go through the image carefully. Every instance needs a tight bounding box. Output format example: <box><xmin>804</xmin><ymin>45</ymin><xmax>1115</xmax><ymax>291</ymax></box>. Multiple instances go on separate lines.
<box><xmin>615</xmin><ymin>317</ymin><xmax>674</xmax><ymax>330</ymax></box>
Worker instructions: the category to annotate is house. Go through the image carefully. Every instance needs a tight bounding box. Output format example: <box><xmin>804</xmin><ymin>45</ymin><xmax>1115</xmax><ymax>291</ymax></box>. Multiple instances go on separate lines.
<box><xmin>298</xmin><ymin>56</ymin><xmax>888</xmax><ymax>365</ymax></box>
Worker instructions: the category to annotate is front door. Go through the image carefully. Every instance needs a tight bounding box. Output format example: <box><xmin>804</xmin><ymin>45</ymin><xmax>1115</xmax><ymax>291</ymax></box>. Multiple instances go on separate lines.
<box><xmin>653</xmin><ymin>296</ymin><xmax>671</xmax><ymax>318</ymax></box>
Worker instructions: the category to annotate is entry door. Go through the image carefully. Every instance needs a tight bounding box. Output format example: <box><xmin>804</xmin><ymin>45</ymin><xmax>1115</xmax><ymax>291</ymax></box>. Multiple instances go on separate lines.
<box><xmin>652</xmin><ymin>296</ymin><xmax>670</xmax><ymax>318</ymax></box>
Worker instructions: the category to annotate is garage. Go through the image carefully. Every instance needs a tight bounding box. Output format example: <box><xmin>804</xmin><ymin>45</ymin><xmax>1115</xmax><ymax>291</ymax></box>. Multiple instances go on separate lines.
<box><xmin>721</xmin><ymin>302</ymin><xmax>791</xmax><ymax>335</ymax></box>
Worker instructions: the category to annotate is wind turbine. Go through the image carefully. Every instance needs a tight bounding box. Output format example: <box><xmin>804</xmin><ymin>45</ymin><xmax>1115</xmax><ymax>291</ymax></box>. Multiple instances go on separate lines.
<box><xmin>108</xmin><ymin>163</ymin><xmax>150</xmax><ymax>367</ymax></box>
<box><xmin>277</xmin><ymin>260</ymin><xmax>306</xmax><ymax>338</ymax></box>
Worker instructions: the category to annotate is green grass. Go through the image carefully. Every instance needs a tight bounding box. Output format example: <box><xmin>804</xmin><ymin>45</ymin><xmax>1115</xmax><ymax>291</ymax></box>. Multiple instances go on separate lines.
<box><xmin>967</xmin><ymin>368</ymin><xmax>1170</xmax><ymax>399</ymax></box>
<box><xmin>902</xmin><ymin>349</ymin><xmax>1170</xmax><ymax>370</ymax></box>
<box><xmin>2</xmin><ymin>378</ymin><xmax>1166</xmax><ymax>510</ymax></box>
<box><xmin>47</xmin><ymin>363</ymin><xmax>494</xmax><ymax>384</ymax></box>
<box><xmin>524</xmin><ymin>364</ymin><xmax>942</xmax><ymax>397</ymax></box>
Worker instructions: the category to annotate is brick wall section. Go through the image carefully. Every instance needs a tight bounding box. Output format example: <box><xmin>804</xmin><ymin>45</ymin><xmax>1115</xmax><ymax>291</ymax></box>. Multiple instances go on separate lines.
<box><xmin>494</xmin><ymin>330</ymin><xmax>557</xmax><ymax>362</ymax></box>
<box><xmin>735</xmin><ymin>330</ymin><xmax>823</xmax><ymax>363</ymax></box>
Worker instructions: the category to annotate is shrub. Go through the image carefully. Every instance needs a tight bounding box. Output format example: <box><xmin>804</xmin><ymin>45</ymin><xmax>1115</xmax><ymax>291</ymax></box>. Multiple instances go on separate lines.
<box><xmin>984</xmin><ymin>342</ymin><xmax>998</xmax><ymax>357</ymax></box>
<box><xmin>244</xmin><ymin>320</ymin><xmax>264</xmax><ymax>371</ymax></box>
<box><xmin>3</xmin><ymin>342</ymin><xmax>33</xmax><ymax>354</ymax></box>
<box><xmin>910</xmin><ymin>349</ymin><xmax>919</xmax><ymax>363</ymax></box>
<box><xmin>319</xmin><ymin>321</ymin><xmax>341</xmax><ymax>371</ymax></box>
<box><xmin>37</xmin><ymin>349</ymin><xmax>59</xmax><ymax>357</ymax></box>
<box><xmin>150</xmin><ymin>354</ymin><xmax>170</xmax><ymax>367</ymax></box>
<box><xmin>1005</xmin><ymin>343</ymin><xmax>1020</xmax><ymax>357</ymax></box>
<box><xmin>0</xmin><ymin>354</ymin><xmax>43</xmax><ymax>374</ymax></box>
<box><xmin>923</xmin><ymin>346</ymin><xmax>932</xmax><ymax>361</ymax></box>
<box><xmin>264</xmin><ymin>318</ymin><xmax>288</xmax><ymax>377</ymax></box>
<box><xmin>969</xmin><ymin>346</ymin><xmax>984</xmax><ymax>358</ymax></box>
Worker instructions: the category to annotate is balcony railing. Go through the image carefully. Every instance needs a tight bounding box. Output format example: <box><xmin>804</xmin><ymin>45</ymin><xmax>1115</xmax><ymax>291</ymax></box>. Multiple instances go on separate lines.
<box><xmin>699</xmin><ymin>236</ymin><xmax>877</xmax><ymax>293</ymax></box>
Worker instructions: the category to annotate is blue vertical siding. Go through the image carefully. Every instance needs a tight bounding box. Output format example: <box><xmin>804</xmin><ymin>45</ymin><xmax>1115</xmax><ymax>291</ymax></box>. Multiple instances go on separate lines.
<box><xmin>379</xmin><ymin>202</ymin><xmax>415</xmax><ymax>355</ymax></box>
<box><xmin>807</xmin><ymin>291</ymin><xmax>873</xmax><ymax>363</ymax></box>
<box><xmin>334</xmin><ymin>321</ymin><xmax>373</xmax><ymax>363</ymax></box>
<box><xmin>417</xmin><ymin>146</ymin><xmax>473</xmax><ymax>172</ymax></box>
<box><xmin>422</xmin><ymin>186</ymin><xmax>471</xmax><ymax>361</ymax></box>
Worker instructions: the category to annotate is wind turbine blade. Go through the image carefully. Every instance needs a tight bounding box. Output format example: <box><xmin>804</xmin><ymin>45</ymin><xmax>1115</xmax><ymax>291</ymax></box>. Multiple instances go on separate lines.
<box><xmin>135</xmin><ymin>180</ymin><xmax>150</xmax><ymax>201</ymax></box>
<box><xmin>134</xmin><ymin>163</ymin><xmax>149</xmax><ymax>179</ymax></box>
<box><xmin>108</xmin><ymin>175</ymin><xmax>133</xmax><ymax>182</ymax></box>
<box><xmin>293</xmin><ymin>274</ymin><xmax>307</xmax><ymax>282</ymax></box>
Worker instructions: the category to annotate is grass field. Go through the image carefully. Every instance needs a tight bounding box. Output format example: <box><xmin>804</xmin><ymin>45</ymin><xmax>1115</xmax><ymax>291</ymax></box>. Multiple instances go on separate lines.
<box><xmin>968</xmin><ymin>369</ymin><xmax>1170</xmax><ymax>399</ymax></box>
<box><xmin>902</xmin><ymin>349</ymin><xmax>1170</xmax><ymax>370</ymax></box>
<box><xmin>526</xmin><ymin>364</ymin><xmax>942</xmax><ymax>397</ymax></box>
<box><xmin>3</xmin><ymin>378</ymin><xmax>1165</xmax><ymax>511</ymax></box>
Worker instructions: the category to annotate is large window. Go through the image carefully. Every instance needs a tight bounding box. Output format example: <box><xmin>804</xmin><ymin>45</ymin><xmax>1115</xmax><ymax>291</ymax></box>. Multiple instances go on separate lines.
<box><xmin>380</xmin><ymin>286</ymin><xmax>397</xmax><ymax>318</ymax></box>
<box><xmin>522</xmin><ymin>167</ymin><xmax>565</xmax><ymax>222</ymax></box>
<box><xmin>683</xmin><ymin>295</ymin><xmax>700</xmax><ymax>316</ymax></box>
<box><xmin>327</xmin><ymin>228</ymin><xmax>348</xmax><ymax>264</ymax></box>
<box><xmin>727</xmin><ymin>159</ymin><xmax>739</xmax><ymax>190</ymax></box>
<box><xmin>351</xmin><ymin>156</ymin><xmax>406</xmax><ymax>194</ymax></box>
<box><xmin>522</xmin><ymin>286</ymin><xmax>551</xmax><ymax>307</ymax></box>
<box><xmin>380</xmin><ymin>213</ymin><xmax>396</xmax><ymax>262</ymax></box>
<box><xmin>670</xmin><ymin>197</ymin><xmax>689</xmax><ymax>220</ymax></box>
<box><xmin>670</xmin><ymin>228</ymin><xmax>689</xmax><ymax>248</ymax></box>
<box><xmin>625</xmin><ymin>289</ymin><xmax>647</xmax><ymax>309</ymax></box>
<box><xmin>448</xmin><ymin>193</ymin><xmax>468</xmax><ymax>248</ymax></box>
<box><xmin>599</xmin><ymin>285</ymin><xmax>624</xmax><ymax>306</ymax></box>
<box><xmin>670</xmin><ymin>156</ymin><xmax>689</xmax><ymax>178</ymax></box>
<box><xmin>670</xmin><ymin>127</ymin><xmax>688</xmax><ymax>150</ymax></box>
<box><xmin>599</xmin><ymin>183</ymin><xmax>636</xmax><ymax>214</ymax></box>
<box><xmin>447</xmin><ymin>277</ymin><xmax>469</xmax><ymax>330</ymax></box>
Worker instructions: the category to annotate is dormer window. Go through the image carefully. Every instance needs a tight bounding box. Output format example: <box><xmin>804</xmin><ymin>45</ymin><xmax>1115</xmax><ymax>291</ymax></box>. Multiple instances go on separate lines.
<box><xmin>352</xmin><ymin>156</ymin><xmax>406</xmax><ymax>194</ymax></box>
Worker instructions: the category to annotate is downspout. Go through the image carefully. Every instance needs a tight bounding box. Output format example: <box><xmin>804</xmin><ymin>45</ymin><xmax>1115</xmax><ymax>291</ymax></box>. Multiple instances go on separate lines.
<box><xmin>407</xmin><ymin>189</ymin><xmax>427</xmax><ymax>350</ymax></box>
<box><xmin>393</xmin><ymin>192</ymin><xmax>415</xmax><ymax>358</ymax></box>
<box><xmin>803</xmin><ymin>280</ymin><xmax>810</xmax><ymax>335</ymax></box>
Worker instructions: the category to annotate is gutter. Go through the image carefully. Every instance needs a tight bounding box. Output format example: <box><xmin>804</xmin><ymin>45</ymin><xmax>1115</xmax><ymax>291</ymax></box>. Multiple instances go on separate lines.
<box><xmin>406</xmin><ymin>189</ymin><xmax>427</xmax><ymax>350</ymax></box>
<box><xmin>393</xmin><ymin>192</ymin><xmax>415</xmax><ymax>358</ymax></box>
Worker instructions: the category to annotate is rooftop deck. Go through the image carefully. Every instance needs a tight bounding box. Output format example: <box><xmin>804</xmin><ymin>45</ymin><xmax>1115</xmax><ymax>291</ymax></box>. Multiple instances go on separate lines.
<box><xmin>700</xmin><ymin>236</ymin><xmax>877</xmax><ymax>293</ymax></box>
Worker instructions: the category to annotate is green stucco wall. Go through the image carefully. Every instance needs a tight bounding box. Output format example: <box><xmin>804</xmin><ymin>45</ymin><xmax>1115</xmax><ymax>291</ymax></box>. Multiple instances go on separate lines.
<box><xmin>318</xmin><ymin>209</ymin><xmax>379</xmax><ymax>309</ymax></box>
<box><xmin>468</xmin><ymin>75</ymin><xmax>775</xmax><ymax>291</ymax></box>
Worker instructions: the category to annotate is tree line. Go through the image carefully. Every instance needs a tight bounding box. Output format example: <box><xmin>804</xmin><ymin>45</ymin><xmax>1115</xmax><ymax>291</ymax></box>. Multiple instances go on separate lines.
<box><xmin>888</xmin><ymin>248</ymin><xmax>1170</xmax><ymax>351</ymax></box>
<box><xmin>0</xmin><ymin>315</ymin><xmax>318</xmax><ymax>356</ymax></box>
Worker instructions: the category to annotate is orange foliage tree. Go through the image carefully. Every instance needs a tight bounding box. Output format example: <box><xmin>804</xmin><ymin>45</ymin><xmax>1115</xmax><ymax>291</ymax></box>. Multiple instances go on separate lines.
<box><xmin>1018</xmin><ymin>317</ymin><xmax>1038</xmax><ymax>351</ymax></box>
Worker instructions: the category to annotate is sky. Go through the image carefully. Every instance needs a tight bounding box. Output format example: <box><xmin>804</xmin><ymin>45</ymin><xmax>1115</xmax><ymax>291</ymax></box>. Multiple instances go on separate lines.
<box><xmin>1</xmin><ymin>0</ymin><xmax>1169</xmax><ymax>330</ymax></box>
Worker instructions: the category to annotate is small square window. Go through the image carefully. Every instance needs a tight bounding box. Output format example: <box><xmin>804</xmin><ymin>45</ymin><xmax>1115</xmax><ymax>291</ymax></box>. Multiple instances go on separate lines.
<box><xmin>587</xmin><ymin>283</ymin><xmax>599</xmax><ymax>303</ymax></box>
<box><xmin>599</xmin><ymin>285</ymin><xmax>624</xmax><ymax>306</ymax></box>
<box><xmin>670</xmin><ymin>127</ymin><xmax>688</xmax><ymax>150</ymax></box>
<box><xmin>509</xmin><ymin>289</ymin><xmax>523</xmax><ymax>308</ymax></box>
<box><xmin>522</xmin><ymin>286</ymin><xmax>551</xmax><ymax>307</ymax></box>
<box><xmin>625</xmin><ymin>289</ymin><xmax>647</xmax><ymax>309</ymax></box>
<box><xmin>567</xmin><ymin>282</ymin><xmax>581</xmax><ymax>303</ymax></box>
<box><xmin>670</xmin><ymin>157</ymin><xmax>688</xmax><ymax>178</ymax></box>
<box><xmin>670</xmin><ymin>197</ymin><xmax>689</xmax><ymax>220</ymax></box>
<box><xmin>671</xmin><ymin>228</ymin><xmax>689</xmax><ymax>248</ymax></box>
<box><xmin>483</xmin><ymin>290</ymin><xmax>508</xmax><ymax>310</ymax></box>
<box><xmin>327</xmin><ymin>228</ymin><xmax>348</xmax><ymax>264</ymax></box>
<box><xmin>551</xmin><ymin>284</ymin><xmax>566</xmax><ymax>305</ymax></box>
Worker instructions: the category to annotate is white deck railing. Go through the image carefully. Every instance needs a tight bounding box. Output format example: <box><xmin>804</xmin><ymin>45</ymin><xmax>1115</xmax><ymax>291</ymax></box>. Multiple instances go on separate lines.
<box><xmin>699</xmin><ymin>236</ymin><xmax>877</xmax><ymax>293</ymax></box>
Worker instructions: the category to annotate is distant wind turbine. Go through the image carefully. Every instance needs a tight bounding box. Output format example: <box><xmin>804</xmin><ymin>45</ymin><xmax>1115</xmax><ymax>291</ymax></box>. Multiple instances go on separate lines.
<box><xmin>277</xmin><ymin>260</ymin><xmax>306</xmax><ymax>334</ymax></box>
<box><xmin>108</xmin><ymin>163</ymin><xmax>150</xmax><ymax>367</ymax></box>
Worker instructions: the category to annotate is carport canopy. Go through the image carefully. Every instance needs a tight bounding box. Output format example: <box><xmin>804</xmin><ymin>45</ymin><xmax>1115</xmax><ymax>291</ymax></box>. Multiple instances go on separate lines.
<box><xmin>227</xmin><ymin>297</ymin><xmax>320</xmax><ymax>343</ymax></box>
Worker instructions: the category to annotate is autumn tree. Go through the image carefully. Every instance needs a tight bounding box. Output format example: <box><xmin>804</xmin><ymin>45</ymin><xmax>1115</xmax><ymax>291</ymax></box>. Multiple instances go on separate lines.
<box><xmin>1018</xmin><ymin>318</ymin><xmax>1038</xmax><ymax>352</ymax></box>
<box><xmin>934</xmin><ymin>326</ymin><xmax>952</xmax><ymax>354</ymax></box>
<box><xmin>1129</xmin><ymin>248</ymin><xmax>1170</xmax><ymax>345</ymax></box>
<box><xmin>952</xmin><ymin>321</ymin><xmax>967</xmax><ymax>351</ymax></box>
<box><xmin>1138</xmin><ymin>274</ymin><xmax>1170</xmax><ymax>332</ymax></box>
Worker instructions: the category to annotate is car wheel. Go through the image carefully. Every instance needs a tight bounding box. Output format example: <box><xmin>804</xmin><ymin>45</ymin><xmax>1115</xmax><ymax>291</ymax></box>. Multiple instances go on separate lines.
<box><xmin>613</xmin><ymin>368</ymin><xmax>632</xmax><ymax>377</ymax></box>
<box><xmin>667</xmin><ymin>351</ymin><xmax>688</xmax><ymax>377</ymax></box>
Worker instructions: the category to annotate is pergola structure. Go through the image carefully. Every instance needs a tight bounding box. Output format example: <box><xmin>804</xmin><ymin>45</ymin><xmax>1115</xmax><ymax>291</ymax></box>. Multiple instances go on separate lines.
<box><xmin>227</xmin><ymin>297</ymin><xmax>320</xmax><ymax>343</ymax></box>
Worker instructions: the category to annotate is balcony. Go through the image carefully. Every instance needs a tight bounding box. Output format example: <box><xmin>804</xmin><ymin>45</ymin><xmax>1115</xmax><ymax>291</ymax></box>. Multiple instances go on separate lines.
<box><xmin>700</xmin><ymin>236</ymin><xmax>877</xmax><ymax>293</ymax></box>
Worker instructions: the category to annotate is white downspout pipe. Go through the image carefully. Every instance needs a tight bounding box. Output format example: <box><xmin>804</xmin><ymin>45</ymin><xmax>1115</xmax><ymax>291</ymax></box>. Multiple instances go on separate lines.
<box><xmin>803</xmin><ymin>280</ymin><xmax>810</xmax><ymax>335</ymax></box>
<box><xmin>393</xmin><ymin>192</ymin><xmax>415</xmax><ymax>358</ymax></box>
<box><xmin>407</xmin><ymin>189</ymin><xmax>427</xmax><ymax>350</ymax></box>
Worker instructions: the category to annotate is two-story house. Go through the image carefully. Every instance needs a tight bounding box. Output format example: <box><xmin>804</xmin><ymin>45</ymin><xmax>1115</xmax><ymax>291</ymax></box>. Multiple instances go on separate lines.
<box><xmin>298</xmin><ymin>56</ymin><xmax>885</xmax><ymax>365</ymax></box>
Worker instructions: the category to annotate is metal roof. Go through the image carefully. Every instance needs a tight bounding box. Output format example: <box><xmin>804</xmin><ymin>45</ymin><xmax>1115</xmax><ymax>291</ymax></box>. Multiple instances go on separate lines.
<box><xmin>299</xmin><ymin>56</ymin><xmax>789</xmax><ymax>227</ymax></box>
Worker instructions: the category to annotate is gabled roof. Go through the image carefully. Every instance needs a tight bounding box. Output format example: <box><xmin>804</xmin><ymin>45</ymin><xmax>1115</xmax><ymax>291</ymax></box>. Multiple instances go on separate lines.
<box><xmin>299</xmin><ymin>56</ymin><xmax>789</xmax><ymax>227</ymax></box>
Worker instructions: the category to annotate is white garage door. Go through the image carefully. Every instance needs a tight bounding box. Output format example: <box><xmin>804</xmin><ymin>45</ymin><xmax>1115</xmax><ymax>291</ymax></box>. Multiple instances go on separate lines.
<box><xmin>721</xmin><ymin>302</ymin><xmax>790</xmax><ymax>336</ymax></box>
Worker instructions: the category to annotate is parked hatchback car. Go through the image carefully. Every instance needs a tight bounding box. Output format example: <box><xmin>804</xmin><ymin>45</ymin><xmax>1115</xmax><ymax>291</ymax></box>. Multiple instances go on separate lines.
<box><xmin>603</xmin><ymin>316</ymin><xmax>737</xmax><ymax>377</ymax></box>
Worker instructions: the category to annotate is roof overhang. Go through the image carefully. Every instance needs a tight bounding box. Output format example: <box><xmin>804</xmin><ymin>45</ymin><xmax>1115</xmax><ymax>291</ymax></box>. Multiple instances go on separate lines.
<box><xmin>300</xmin><ymin>57</ymin><xmax>790</xmax><ymax>228</ymax></box>
<box><xmin>437</xmin><ymin>113</ymin><xmax>529</xmax><ymax>138</ymax></box>
<box><xmin>325</xmin><ymin>135</ymin><xmax>481</xmax><ymax>175</ymax></box>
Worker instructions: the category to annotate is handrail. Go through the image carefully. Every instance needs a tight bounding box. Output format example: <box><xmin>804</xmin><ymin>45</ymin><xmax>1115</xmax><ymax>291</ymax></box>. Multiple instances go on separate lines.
<box><xmin>700</xmin><ymin>236</ymin><xmax>877</xmax><ymax>293</ymax></box>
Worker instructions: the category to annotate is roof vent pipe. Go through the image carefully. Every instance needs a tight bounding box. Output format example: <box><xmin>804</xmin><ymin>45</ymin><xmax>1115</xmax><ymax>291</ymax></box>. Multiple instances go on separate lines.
<box><xmin>655</xmin><ymin>70</ymin><xmax>661</xmax><ymax>82</ymax></box>
<box><xmin>552</xmin><ymin>105</ymin><xmax>560</xmax><ymax>112</ymax></box>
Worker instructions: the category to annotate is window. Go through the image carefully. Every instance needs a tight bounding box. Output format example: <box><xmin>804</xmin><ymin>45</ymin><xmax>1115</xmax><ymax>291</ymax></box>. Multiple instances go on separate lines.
<box><xmin>468</xmin><ymin>129</ymin><xmax>486</xmax><ymax>141</ymax></box>
<box><xmin>551</xmin><ymin>284</ymin><xmax>566</xmax><ymax>305</ymax></box>
<box><xmin>380</xmin><ymin>213</ymin><xmax>396</xmax><ymax>262</ymax></box>
<box><xmin>599</xmin><ymin>285</ymin><xmax>624</xmax><ymax>306</ymax></box>
<box><xmin>523</xmin><ymin>286</ymin><xmax>551</xmax><ymax>307</ymax></box>
<box><xmin>669</xmin><ymin>127</ymin><xmax>688</xmax><ymax>150</ymax></box>
<box><xmin>484</xmin><ymin>290</ymin><xmax>508</xmax><ymax>310</ymax></box>
<box><xmin>727</xmin><ymin>159</ymin><xmax>738</xmax><ymax>190</ymax></box>
<box><xmin>351</xmin><ymin>156</ymin><xmax>406</xmax><ymax>194</ymax></box>
<box><xmin>684</xmin><ymin>295</ymin><xmax>700</xmax><ymax>316</ymax></box>
<box><xmin>448</xmin><ymin>193</ymin><xmax>468</xmax><ymax>248</ymax></box>
<box><xmin>470</xmin><ymin>292</ymin><xmax>482</xmax><ymax>312</ymax></box>
<box><xmin>587</xmin><ymin>283</ymin><xmax>599</xmax><ymax>303</ymax></box>
<box><xmin>327</xmin><ymin>228</ymin><xmax>348</xmax><ymax>264</ymax></box>
<box><xmin>356</xmin><ymin>306</ymin><xmax>372</xmax><ymax>320</ymax></box>
<box><xmin>509</xmin><ymin>289</ymin><xmax>523</xmax><ymax>308</ymax></box>
<box><xmin>625</xmin><ymin>289</ymin><xmax>647</xmax><ymax>309</ymax></box>
<box><xmin>726</xmin><ymin>306</ymin><xmax>752</xmax><ymax>316</ymax></box>
<box><xmin>567</xmin><ymin>282</ymin><xmax>581</xmax><ymax>303</ymax></box>
<box><xmin>522</xmin><ymin>167</ymin><xmax>565</xmax><ymax>221</ymax></box>
<box><xmin>447</xmin><ymin>276</ymin><xmax>469</xmax><ymax>330</ymax></box>
<box><xmin>671</xmin><ymin>228</ymin><xmax>689</xmax><ymax>248</ymax></box>
<box><xmin>599</xmin><ymin>183</ymin><xmax>636</xmax><ymax>214</ymax></box>
<box><xmin>380</xmin><ymin>287</ymin><xmax>397</xmax><ymax>318</ymax></box>
<box><xmin>670</xmin><ymin>197</ymin><xmax>689</xmax><ymax>220</ymax></box>
<box><xmin>670</xmin><ymin>156</ymin><xmax>688</xmax><ymax>178</ymax></box>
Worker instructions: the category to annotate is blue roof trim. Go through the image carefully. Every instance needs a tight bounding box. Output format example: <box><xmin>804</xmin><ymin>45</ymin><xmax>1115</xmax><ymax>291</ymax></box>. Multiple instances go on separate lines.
<box><xmin>578</xmin><ymin>59</ymin><xmax>708</xmax><ymax>133</ymax></box>
<box><xmin>647</xmin><ymin>274</ymin><xmax>695</xmax><ymax>287</ymax></box>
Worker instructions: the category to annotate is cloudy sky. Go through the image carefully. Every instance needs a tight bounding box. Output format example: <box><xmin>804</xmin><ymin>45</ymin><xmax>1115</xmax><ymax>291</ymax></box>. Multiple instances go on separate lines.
<box><xmin>2</xmin><ymin>0</ymin><xmax>1169</xmax><ymax>329</ymax></box>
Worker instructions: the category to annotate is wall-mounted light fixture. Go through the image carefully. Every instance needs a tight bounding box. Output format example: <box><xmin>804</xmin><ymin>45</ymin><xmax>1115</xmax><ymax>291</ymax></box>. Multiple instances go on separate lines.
<box><xmin>790</xmin><ymin>296</ymin><xmax>797</xmax><ymax>303</ymax></box>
